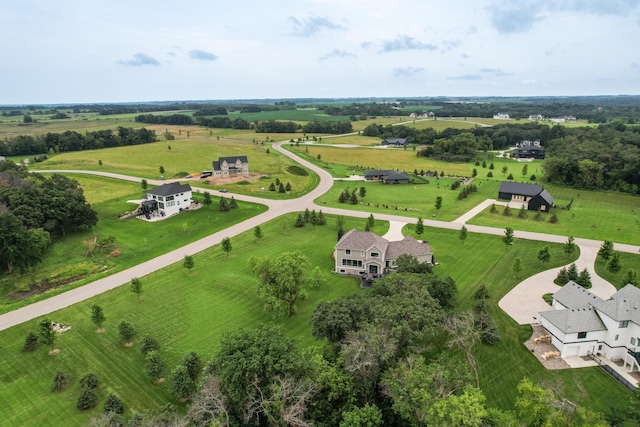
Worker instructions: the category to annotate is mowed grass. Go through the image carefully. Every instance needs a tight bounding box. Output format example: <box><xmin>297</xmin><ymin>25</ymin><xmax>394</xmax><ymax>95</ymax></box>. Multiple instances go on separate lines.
<box><xmin>0</xmin><ymin>175</ymin><xmax>268</xmax><ymax>313</ymax></box>
<box><xmin>404</xmin><ymin>225</ymin><xmax>631</xmax><ymax>413</ymax></box>
<box><xmin>469</xmin><ymin>184</ymin><xmax>640</xmax><ymax>244</ymax></box>
<box><xmin>317</xmin><ymin>179</ymin><xmax>502</xmax><ymax>221</ymax></box>
<box><xmin>0</xmin><ymin>214</ymin><xmax>366</xmax><ymax>427</ymax></box>
<box><xmin>287</xmin><ymin>145</ymin><xmax>473</xmax><ymax>177</ymax></box>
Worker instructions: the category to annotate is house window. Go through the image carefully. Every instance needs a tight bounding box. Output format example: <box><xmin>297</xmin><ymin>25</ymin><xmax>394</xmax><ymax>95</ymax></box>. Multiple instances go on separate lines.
<box><xmin>345</xmin><ymin>250</ymin><xmax>351</xmax><ymax>255</ymax></box>
<box><xmin>631</xmin><ymin>338</ymin><xmax>637</xmax><ymax>346</ymax></box>
<box><xmin>619</xmin><ymin>320</ymin><xmax>629</xmax><ymax>328</ymax></box>
<box><xmin>341</xmin><ymin>259</ymin><xmax>363</xmax><ymax>268</ymax></box>
<box><xmin>578</xmin><ymin>332</ymin><xmax>587</xmax><ymax>339</ymax></box>
<box><xmin>370</xmin><ymin>252</ymin><xmax>379</xmax><ymax>258</ymax></box>
<box><xmin>166</xmin><ymin>201</ymin><xmax>175</xmax><ymax>207</ymax></box>
<box><xmin>615</xmin><ymin>334</ymin><xmax>619</xmax><ymax>341</ymax></box>
<box><xmin>158</xmin><ymin>202</ymin><xmax>165</xmax><ymax>209</ymax></box>
<box><xmin>166</xmin><ymin>195</ymin><xmax>174</xmax><ymax>201</ymax></box>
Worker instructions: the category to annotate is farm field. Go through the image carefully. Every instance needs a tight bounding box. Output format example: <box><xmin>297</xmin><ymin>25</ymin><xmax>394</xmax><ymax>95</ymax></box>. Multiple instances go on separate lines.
<box><xmin>0</xmin><ymin>174</ymin><xmax>268</xmax><ymax>313</ymax></box>
<box><xmin>1</xmin><ymin>215</ymin><xmax>631</xmax><ymax>426</ymax></box>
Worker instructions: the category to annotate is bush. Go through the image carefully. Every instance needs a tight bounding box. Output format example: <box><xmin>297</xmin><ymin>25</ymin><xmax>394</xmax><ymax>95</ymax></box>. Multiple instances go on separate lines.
<box><xmin>23</xmin><ymin>332</ymin><xmax>39</xmax><ymax>352</ymax></box>
<box><xmin>549</xmin><ymin>214</ymin><xmax>559</xmax><ymax>224</ymax></box>
<box><xmin>481</xmin><ymin>324</ymin><xmax>501</xmax><ymax>345</ymax></box>
<box><xmin>51</xmin><ymin>371</ymin><xmax>70</xmax><ymax>392</ymax></box>
<box><xmin>77</xmin><ymin>390</ymin><xmax>98</xmax><ymax>411</ymax></box>
<box><xmin>80</xmin><ymin>373</ymin><xmax>99</xmax><ymax>391</ymax></box>
<box><xmin>286</xmin><ymin>165</ymin><xmax>309</xmax><ymax>176</ymax></box>
<box><xmin>140</xmin><ymin>336</ymin><xmax>160</xmax><ymax>356</ymax></box>
<box><xmin>103</xmin><ymin>393</ymin><xmax>125</xmax><ymax>414</ymax></box>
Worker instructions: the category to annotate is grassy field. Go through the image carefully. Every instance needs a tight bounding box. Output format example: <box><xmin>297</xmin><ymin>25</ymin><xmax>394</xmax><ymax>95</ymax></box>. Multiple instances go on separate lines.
<box><xmin>0</xmin><ymin>175</ymin><xmax>268</xmax><ymax>313</ymax></box>
<box><xmin>0</xmin><ymin>214</ymin><xmax>368</xmax><ymax>427</ymax></box>
<box><xmin>468</xmin><ymin>184</ymin><xmax>640</xmax><ymax>245</ymax></box>
<box><xmin>595</xmin><ymin>251</ymin><xmax>640</xmax><ymax>287</ymax></box>
<box><xmin>1</xmin><ymin>216</ymin><xmax>630</xmax><ymax>426</ymax></box>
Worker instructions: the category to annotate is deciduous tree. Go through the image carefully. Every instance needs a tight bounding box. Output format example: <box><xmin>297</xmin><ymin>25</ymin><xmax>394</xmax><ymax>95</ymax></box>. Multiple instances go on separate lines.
<box><xmin>182</xmin><ymin>351</ymin><xmax>203</xmax><ymax>383</ymax></box>
<box><xmin>415</xmin><ymin>217</ymin><xmax>424</xmax><ymax>237</ymax></box>
<box><xmin>503</xmin><ymin>227</ymin><xmax>514</xmax><ymax>249</ymax></box>
<box><xmin>145</xmin><ymin>350</ymin><xmax>166</xmax><ymax>381</ymax></box>
<box><xmin>254</xmin><ymin>225</ymin><xmax>263</xmax><ymax>242</ymax></box>
<box><xmin>118</xmin><ymin>321</ymin><xmax>135</xmax><ymax>345</ymax></box>
<box><xmin>459</xmin><ymin>225</ymin><xmax>467</xmax><ymax>245</ymax></box>
<box><xmin>91</xmin><ymin>304</ymin><xmax>106</xmax><ymax>331</ymax></box>
<box><xmin>38</xmin><ymin>318</ymin><xmax>56</xmax><ymax>353</ymax></box>
<box><xmin>130</xmin><ymin>277</ymin><xmax>142</xmax><ymax>299</ymax></box>
<box><xmin>221</xmin><ymin>237</ymin><xmax>232</xmax><ymax>257</ymax></box>
<box><xmin>512</xmin><ymin>257</ymin><xmax>523</xmax><ymax>278</ymax></box>
<box><xmin>170</xmin><ymin>365</ymin><xmax>195</xmax><ymax>400</ymax></box>
<box><xmin>183</xmin><ymin>254</ymin><xmax>194</xmax><ymax>274</ymax></box>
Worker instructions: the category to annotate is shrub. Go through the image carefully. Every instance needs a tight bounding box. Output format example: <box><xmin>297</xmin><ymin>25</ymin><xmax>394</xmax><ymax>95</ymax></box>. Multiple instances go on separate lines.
<box><xmin>77</xmin><ymin>390</ymin><xmax>98</xmax><ymax>411</ymax></box>
<box><xmin>103</xmin><ymin>393</ymin><xmax>125</xmax><ymax>414</ymax></box>
<box><xmin>475</xmin><ymin>285</ymin><xmax>490</xmax><ymax>300</ymax></box>
<box><xmin>51</xmin><ymin>371</ymin><xmax>70</xmax><ymax>392</ymax></box>
<box><xmin>23</xmin><ymin>332</ymin><xmax>39</xmax><ymax>352</ymax></box>
<box><xmin>140</xmin><ymin>336</ymin><xmax>161</xmax><ymax>356</ymax></box>
<box><xmin>80</xmin><ymin>373</ymin><xmax>99</xmax><ymax>391</ymax></box>
<box><xmin>286</xmin><ymin>165</ymin><xmax>308</xmax><ymax>176</ymax></box>
<box><xmin>549</xmin><ymin>214</ymin><xmax>559</xmax><ymax>224</ymax></box>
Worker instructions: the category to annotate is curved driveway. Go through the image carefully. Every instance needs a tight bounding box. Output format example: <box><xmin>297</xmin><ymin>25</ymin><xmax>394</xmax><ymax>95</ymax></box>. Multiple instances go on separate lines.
<box><xmin>1</xmin><ymin>143</ymin><xmax>638</xmax><ymax>331</ymax></box>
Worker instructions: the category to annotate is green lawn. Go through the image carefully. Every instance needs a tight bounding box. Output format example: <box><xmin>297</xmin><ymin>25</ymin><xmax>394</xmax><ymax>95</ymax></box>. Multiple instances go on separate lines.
<box><xmin>0</xmin><ymin>214</ymin><xmax>366</xmax><ymax>427</ymax></box>
<box><xmin>0</xmin><ymin>175</ymin><xmax>268</xmax><ymax>313</ymax></box>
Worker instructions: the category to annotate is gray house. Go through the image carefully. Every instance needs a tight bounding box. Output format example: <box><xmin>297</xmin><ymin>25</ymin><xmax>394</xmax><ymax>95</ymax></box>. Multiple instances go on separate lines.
<box><xmin>364</xmin><ymin>170</ymin><xmax>410</xmax><ymax>184</ymax></box>
<box><xmin>213</xmin><ymin>156</ymin><xmax>249</xmax><ymax>178</ymax></box>
<box><xmin>382</xmin><ymin>138</ymin><xmax>408</xmax><ymax>146</ymax></box>
<box><xmin>498</xmin><ymin>182</ymin><xmax>554</xmax><ymax>212</ymax></box>
<box><xmin>334</xmin><ymin>230</ymin><xmax>433</xmax><ymax>279</ymax></box>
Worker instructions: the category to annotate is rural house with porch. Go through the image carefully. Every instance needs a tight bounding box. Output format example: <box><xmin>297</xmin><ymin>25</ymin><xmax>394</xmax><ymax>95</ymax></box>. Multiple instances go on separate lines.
<box><xmin>334</xmin><ymin>230</ymin><xmax>433</xmax><ymax>280</ymax></box>
<box><xmin>498</xmin><ymin>182</ymin><xmax>554</xmax><ymax>212</ymax></box>
<box><xmin>140</xmin><ymin>182</ymin><xmax>192</xmax><ymax>219</ymax></box>
<box><xmin>213</xmin><ymin>156</ymin><xmax>249</xmax><ymax>178</ymax></box>
<box><xmin>364</xmin><ymin>170</ymin><xmax>410</xmax><ymax>184</ymax></box>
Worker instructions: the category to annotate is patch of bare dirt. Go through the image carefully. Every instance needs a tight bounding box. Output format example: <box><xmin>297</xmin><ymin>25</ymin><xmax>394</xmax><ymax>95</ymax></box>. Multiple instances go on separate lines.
<box><xmin>524</xmin><ymin>325</ymin><xmax>570</xmax><ymax>370</ymax></box>
<box><xmin>49</xmin><ymin>349</ymin><xmax>61</xmax><ymax>355</ymax></box>
<box><xmin>124</xmin><ymin>342</ymin><xmax>135</xmax><ymax>348</ymax></box>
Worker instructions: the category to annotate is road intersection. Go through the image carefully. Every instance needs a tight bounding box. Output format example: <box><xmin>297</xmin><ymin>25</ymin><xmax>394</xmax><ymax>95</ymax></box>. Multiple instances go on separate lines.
<box><xmin>1</xmin><ymin>141</ymin><xmax>638</xmax><ymax>331</ymax></box>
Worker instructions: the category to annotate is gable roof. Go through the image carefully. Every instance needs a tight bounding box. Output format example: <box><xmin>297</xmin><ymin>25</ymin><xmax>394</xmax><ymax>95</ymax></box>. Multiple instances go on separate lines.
<box><xmin>218</xmin><ymin>156</ymin><xmax>248</xmax><ymax>164</ymax></box>
<box><xmin>499</xmin><ymin>181</ymin><xmax>543</xmax><ymax>197</ymax></box>
<box><xmin>364</xmin><ymin>169</ymin><xmax>396</xmax><ymax>178</ymax></box>
<box><xmin>386</xmin><ymin>235</ymin><xmax>432</xmax><ymax>259</ymax></box>
<box><xmin>382</xmin><ymin>138</ymin><xmax>408</xmax><ymax>145</ymax></box>
<box><xmin>594</xmin><ymin>284</ymin><xmax>640</xmax><ymax>324</ymax></box>
<box><xmin>533</xmin><ymin>189</ymin><xmax>554</xmax><ymax>205</ymax></box>
<box><xmin>552</xmin><ymin>281</ymin><xmax>601</xmax><ymax>309</ymax></box>
<box><xmin>382</xmin><ymin>171</ymin><xmax>410</xmax><ymax>182</ymax></box>
<box><xmin>540</xmin><ymin>306</ymin><xmax>606</xmax><ymax>333</ymax></box>
<box><xmin>147</xmin><ymin>182</ymin><xmax>192</xmax><ymax>197</ymax></box>
<box><xmin>336</xmin><ymin>229</ymin><xmax>388</xmax><ymax>253</ymax></box>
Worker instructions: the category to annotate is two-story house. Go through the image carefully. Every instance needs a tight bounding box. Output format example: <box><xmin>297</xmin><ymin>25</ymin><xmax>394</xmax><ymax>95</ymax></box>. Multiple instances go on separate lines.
<box><xmin>334</xmin><ymin>230</ymin><xmax>433</xmax><ymax>280</ymax></box>
<box><xmin>213</xmin><ymin>156</ymin><xmax>249</xmax><ymax>178</ymax></box>
<box><xmin>540</xmin><ymin>281</ymin><xmax>640</xmax><ymax>372</ymax></box>
<box><xmin>142</xmin><ymin>182</ymin><xmax>192</xmax><ymax>218</ymax></box>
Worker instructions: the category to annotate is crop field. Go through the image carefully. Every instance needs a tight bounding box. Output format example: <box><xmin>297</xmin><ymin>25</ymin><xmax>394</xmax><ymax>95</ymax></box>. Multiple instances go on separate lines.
<box><xmin>223</xmin><ymin>108</ymin><xmax>352</xmax><ymax>123</ymax></box>
<box><xmin>0</xmin><ymin>175</ymin><xmax>268</xmax><ymax>313</ymax></box>
<box><xmin>313</xmin><ymin>134</ymin><xmax>381</xmax><ymax>146</ymax></box>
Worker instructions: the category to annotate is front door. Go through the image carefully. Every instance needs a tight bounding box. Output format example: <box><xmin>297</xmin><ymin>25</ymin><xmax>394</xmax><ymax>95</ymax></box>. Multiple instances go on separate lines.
<box><xmin>369</xmin><ymin>265</ymin><xmax>378</xmax><ymax>274</ymax></box>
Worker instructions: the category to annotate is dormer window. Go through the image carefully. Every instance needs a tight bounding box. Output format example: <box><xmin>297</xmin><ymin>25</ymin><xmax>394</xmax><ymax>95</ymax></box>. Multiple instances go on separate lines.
<box><xmin>620</xmin><ymin>320</ymin><xmax>630</xmax><ymax>328</ymax></box>
<box><xmin>371</xmin><ymin>252</ymin><xmax>379</xmax><ymax>258</ymax></box>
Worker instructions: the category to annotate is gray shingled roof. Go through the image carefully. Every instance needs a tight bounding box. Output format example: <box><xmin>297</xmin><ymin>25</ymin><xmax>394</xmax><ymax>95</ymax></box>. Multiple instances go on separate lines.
<box><xmin>593</xmin><ymin>284</ymin><xmax>640</xmax><ymax>324</ymax></box>
<box><xmin>147</xmin><ymin>182</ymin><xmax>192</xmax><ymax>197</ymax></box>
<box><xmin>336</xmin><ymin>229</ymin><xmax>388</xmax><ymax>252</ymax></box>
<box><xmin>382</xmin><ymin>171</ymin><xmax>410</xmax><ymax>182</ymax></box>
<box><xmin>387</xmin><ymin>235</ymin><xmax>432</xmax><ymax>259</ymax></box>
<box><xmin>536</xmin><ymin>189</ymin><xmax>555</xmax><ymax>205</ymax></box>
<box><xmin>499</xmin><ymin>182</ymin><xmax>543</xmax><ymax>197</ymax></box>
<box><xmin>364</xmin><ymin>169</ymin><xmax>395</xmax><ymax>177</ymax></box>
<box><xmin>214</xmin><ymin>156</ymin><xmax>248</xmax><ymax>171</ymax></box>
<box><xmin>382</xmin><ymin>138</ymin><xmax>408</xmax><ymax>145</ymax></box>
<box><xmin>540</xmin><ymin>306</ymin><xmax>606</xmax><ymax>333</ymax></box>
<box><xmin>552</xmin><ymin>281</ymin><xmax>600</xmax><ymax>309</ymax></box>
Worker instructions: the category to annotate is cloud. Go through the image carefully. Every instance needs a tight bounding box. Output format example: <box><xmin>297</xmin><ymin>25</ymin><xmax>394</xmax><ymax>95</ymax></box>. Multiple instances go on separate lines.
<box><xmin>289</xmin><ymin>15</ymin><xmax>344</xmax><ymax>37</ymax></box>
<box><xmin>480</xmin><ymin>68</ymin><xmax>512</xmax><ymax>76</ymax></box>
<box><xmin>447</xmin><ymin>74</ymin><xmax>482</xmax><ymax>81</ymax></box>
<box><xmin>440</xmin><ymin>39</ymin><xmax>461</xmax><ymax>52</ymax></box>
<box><xmin>487</xmin><ymin>4</ymin><xmax>543</xmax><ymax>33</ymax></box>
<box><xmin>560</xmin><ymin>0</ymin><xmax>640</xmax><ymax>16</ymax></box>
<box><xmin>378</xmin><ymin>35</ymin><xmax>437</xmax><ymax>52</ymax></box>
<box><xmin>319</xmin><ymin>49</ymin><xmax>355</xmax><ymax>61</ymax></box>
<box><xmin>393</xmin><ymin>67</ymin><xmax>425</xmax><ymax>77</ymax></box>
<box><xmin>117</xmin><ymin>53</ymin><xmax>160</xmax><ymax>67</ymax></box>
<box><xmin>189</xmin><ymin>49</ymin><xmax>218</xmax><ymax>61</ymax></box>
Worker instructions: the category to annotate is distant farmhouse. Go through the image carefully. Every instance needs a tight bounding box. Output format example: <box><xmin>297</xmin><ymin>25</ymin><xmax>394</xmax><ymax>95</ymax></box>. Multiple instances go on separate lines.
<box><xmin>213</xmin><ymin>156</ymin><xmax>249</xmax><ymax>178</ymax></box>
<box><xmin>364</xmin><ymin>170</ymin><xmax>410</xmax><ymax>184</ymax></box>
<box><xmin>510</xmin><ymin>140</ymin><xmax>546</xmax><ymax>159</ymax></box>
<box><xmin>334</xmin><ymin>230</ymin><xmax>433</xmax><ymax>280</ymax></box>
<box><xmin>493</xmin><ymin>112</ymin><xmax>510</xmax><ymax>119</ymax></box>
<box><xmin>498</xmin><ymin>182</ymin><xmax>554</xmax><ymax>212</ymax></box>
<box><xmin>540</xmin><ymin>282</ymin><xmax>640</xmax><ymax>372</ymax></box>
<box><xmin>140</xmin><ymin>182</ymin><xmax>192</xmax><ymax>219</ymax></box>
<box><xmin>549</xmin><ymin>115</ymin><xmax>576</xmax><ymax>123</ymax></box>
<box><xmin>382</xmin><ymin>138</ymin><xmax>408</xmax><ymax>146</ymax></box>
<box><xmin>528</xmin><ymin>114</ymin><xmax>544</xmax><ymax>121</ymax></box>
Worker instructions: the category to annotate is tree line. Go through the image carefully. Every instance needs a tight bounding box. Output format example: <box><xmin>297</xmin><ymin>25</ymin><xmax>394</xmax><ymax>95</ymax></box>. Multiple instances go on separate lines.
<box><xmin>0</xmin><ymin>161</ymin><xmax>97</xmax><ymax>273</ymax></box>
<box><xmin>0</xmin><ymin>127</ymin><xmax>157</xmax><ymax>157</ymax></box>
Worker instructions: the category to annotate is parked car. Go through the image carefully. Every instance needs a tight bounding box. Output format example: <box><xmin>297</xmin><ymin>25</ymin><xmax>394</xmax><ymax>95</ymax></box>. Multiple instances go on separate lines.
<box><xmin>200</xmin><ymin>171</ymin><xmax>213</xmax><ymax>178</ymax></box>
<box><xmin>220</xmin><ymin>188</ymin><xmax>228</xmax><ymax>193</ymax></box>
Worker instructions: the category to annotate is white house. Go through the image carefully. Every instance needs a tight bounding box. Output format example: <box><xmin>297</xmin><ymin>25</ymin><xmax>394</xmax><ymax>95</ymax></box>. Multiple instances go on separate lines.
<box><xmin>213</xmin><ymin>156</ymin><xmax>249</xmax><ymax>178</ymax></box>
<box><xmin>334</xmin><ymin>230</ymin><xmax>433</xmax><ymax>280</ymax></box>
<box><xmin>540</xmin><ymin>282</ymin><xmax>640</xmax><ymax>372</ymax></box>
<box><xmin>493</xmin><ymin>112</ymin><xmax>510</xmax><ymax>119</ymax></box>
<box><xmin>142</xmin><ymin>182</ymin><xmax>192</xmax><ymax>218</ymax></box>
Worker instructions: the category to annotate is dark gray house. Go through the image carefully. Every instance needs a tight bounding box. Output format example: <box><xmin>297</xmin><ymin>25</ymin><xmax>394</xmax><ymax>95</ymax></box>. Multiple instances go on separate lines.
<box><xmin>364</xmin><ymin>170</ymin><xmax>410</xmax><ymax>184</ymax></box>
<box><xmin>498</xmin><ymin>182</ymin><xmax>554</xmax><ymax>212</ymax></box>
<box><xmin>382</xmin><ymin>138</ymin><xmax>408</xmax><ymax>146</ymax></box>
<box><xmin>511</xmin><ymin>146</ymin><xmax>545</xmax><ymax>159</ymax></box>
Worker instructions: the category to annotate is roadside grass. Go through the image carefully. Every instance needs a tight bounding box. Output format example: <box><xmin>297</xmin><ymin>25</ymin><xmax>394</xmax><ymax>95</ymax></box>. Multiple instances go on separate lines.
<box><xmin>0</xmin><ymin>214</ymin><xmax>366</xmax><ymax>427</ymax></box>
<box><xmin>314</xmin><ymin>135</ymin><xmax>381</xmax><ymax>146</ymax></box>
<box><xmin>468</xmin><ymin>185</ymin><xmax>640</xmax><ymax>245</ymax></box>
<box><xmin>287</xmin><ymin>144</ymin><xmax>473</xmax><ymax>177</ymax></box>
<box><xmin>404</xmin><ymin>225</ymin><xmax>630</xmax><ymax>413</ymax></box>
<box><xmin>595</xmin><ymin>252</ymin><xmax>640</xmax><ymax>288</ymax></box>
<box><xmin>0</xmin><ymin>176</ymin><xmax>268</xmax><ymax>313</ymax></box>
<box><xmin>316</xmin><ymin>179</ymin><xmax>502</xmax><ymax>221</ymax></box>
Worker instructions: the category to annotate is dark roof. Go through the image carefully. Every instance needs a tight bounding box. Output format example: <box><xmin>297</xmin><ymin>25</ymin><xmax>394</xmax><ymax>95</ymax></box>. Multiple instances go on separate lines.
<box><xmin>147</xmin><ymin>182</ymin><xmax>192</xmax><ymax>197</ymax></box>
<box><xmin>364</xmin><ymin>169</ymin><xmax>396</xmax><ymax>177</ymax></box>
<box><xmin>499</xmin><ymin>181</ymin><xmax>543</xmax><ymax>197</ymax></box>
<box><xmin>381</xmin><ymin>171</ymin><xmax>410</xmax><ymax>182</ymax></box>
<box><xmin>382</xmin><ymin>138</ymin><xmax>408</xmax><ymax>145</ymax></box>
<box><xmin>535</xmin><ymin>189</ymin><xmax>554</xmax><ymax>205</ymax></box>
<box><xmin>219</xmin><ymin>156</ymin><xmax>248</xmax><ymax>163</ymax></box>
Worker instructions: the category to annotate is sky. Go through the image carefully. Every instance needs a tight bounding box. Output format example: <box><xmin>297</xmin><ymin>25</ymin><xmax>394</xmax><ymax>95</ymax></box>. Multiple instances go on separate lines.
<box><xmin>1</xmin><ymin>0</ymin><xmax>640</xmax><ymax>104</ymax></box>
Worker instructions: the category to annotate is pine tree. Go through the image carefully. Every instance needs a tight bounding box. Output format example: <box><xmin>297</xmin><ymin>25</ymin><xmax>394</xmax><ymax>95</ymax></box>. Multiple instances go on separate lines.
<box><xmin>295</xmin><ymin>213</ymin><xmax>305</xmax><ymax>227</ymax></box>
<box><xmin>567</xmin><ymin>263</ymin><xmax>579</xmax><ymax>281</ymax></box>
<box><xmin>229</xmin><ymin>196</ymin><xmax>238</xmax><ymax>209</ymax></box>
<box><xmin>577</xmin><ymin>268</ymin><xmax>592</xmax><ymax>288</ymax></box>
<box><xmin>317</xmin><ymin>210</ymin><xmax>326</xmax><ymax>225</ymax></box>
<box><xmin>556</xmin><ymin>267</ymin><xmax>569</xmax><ymax>285</ymax></box>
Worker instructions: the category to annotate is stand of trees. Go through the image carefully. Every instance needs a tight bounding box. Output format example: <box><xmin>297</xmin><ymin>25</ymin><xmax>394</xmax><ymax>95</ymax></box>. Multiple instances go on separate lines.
<box><xmin>302</xmin><ymin>120</ymin><xmax>353</xmax><ymax>134</ymax></box>
<box><xmin>0</xmin><ymin>127</ymin><xmax>157</xmax><ymax>157</ymax></box>
<box><xmin>0</xmin><ymin>161</ymin><xmax>97</xmax><ymax>273</ymax></box>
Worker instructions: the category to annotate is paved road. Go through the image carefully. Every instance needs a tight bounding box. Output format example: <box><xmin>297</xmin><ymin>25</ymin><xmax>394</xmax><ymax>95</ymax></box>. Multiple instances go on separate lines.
<box><xmin>2</xmin><ymin>144</ymin><xmax>638</xmax><ymax>331</ymax></box>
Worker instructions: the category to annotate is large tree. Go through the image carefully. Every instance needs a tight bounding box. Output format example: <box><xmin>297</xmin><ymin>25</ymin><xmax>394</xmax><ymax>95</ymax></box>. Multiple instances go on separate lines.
<box><xmin>38</xmin><ymin>318</ymin><xmax>56</xmax><ymax>353</ymax></box>
<box><xmin>0</xmin><ymin>213</ymin><xmax>50</xmax><ymax>273</ymax></box>
<box><xmin>90</xmin><ymin>304</ymin><xmax>106</xmax><ymax>332</ymax></box>
<box><xmin>250</xmin><ymin>251</ymin><xmax>322</xmax><ymax>317</ymax></box>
